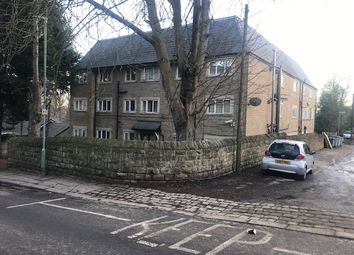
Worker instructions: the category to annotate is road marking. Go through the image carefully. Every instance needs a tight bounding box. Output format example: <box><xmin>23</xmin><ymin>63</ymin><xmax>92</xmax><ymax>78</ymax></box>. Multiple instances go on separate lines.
<box><xmin>205</xmin><ymin>229</ymin><xmax>273</xmax><ymax>255</ymax></box>
<box><xmin>137</xmin><ymin>240</ymin><xmax>159</xmax><ymax>247</ymax></box>
<box><xmin>169</xmin><ymin>224</ymin><xmax>234</xmax><ymax>255</ymax></box>
<box><xmin>273</xmin><ymin>247</ymin><xmax>311</xmax><ymax>255</ymax></box>
<box><xmin>6</xmin><ymin>198</ymin><xmax>66</xmax><ymax>209</ymax></box>
<box><xmin>110</xmin><ymin>216</ymin><xmax>185</xmax><ymax>235</ymax></box>
<box><xmin>41</xmin><ymin>202</ymin><xmax>131</xmax><ymax>222</ymax></box>
<box><xmin>143</xmin><ymin>219</ymin><xmax>205</xmax><ymax>239</ymax></box>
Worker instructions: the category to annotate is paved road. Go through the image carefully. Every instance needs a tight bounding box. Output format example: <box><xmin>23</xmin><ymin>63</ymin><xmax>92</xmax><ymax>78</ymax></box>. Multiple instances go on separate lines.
<box><xmin>1</xmin><ymin>183</ymin><xmax>354</xmax><ymax>255</ymax></box>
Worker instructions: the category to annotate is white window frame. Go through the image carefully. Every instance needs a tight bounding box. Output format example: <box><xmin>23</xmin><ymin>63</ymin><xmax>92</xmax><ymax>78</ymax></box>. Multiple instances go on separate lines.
<box><xmin>73</xmin><ymin>98</ymin><xmax>87</xmax><ymax>112</ymax></box>
<box><xmin>206</xmin><ymin>96</ymin><xmax>233</xmax><ymax>115</ymax></box>
<box><xmin>96</xmin><ymin>98</ymin><xmax>112</xmax><ymax>112</ymax></box>
<box><xmin>123</xmin><ymin>130</ymin><xmax>139</xmax><ymax>141</ymax></box>
<box><xmin>76</xmin><ymin>72</ymin><xmax>87</xmax><ymax>84</ymax></box>
<box><xmin>125</xmin><ymin>69</ymin><xmax>137</xmax><ymax>82</ymax></box>
<box><xmin>97</xmin><ymin>69</ymin><xmax>112</xmax><ymax>83</ymax></box>
<box><xmin>293</xmin><ymin>80</ymin><xmax>298</xmax><ymax>93</ymax></box>
<box><xmin>73</xmin><ymin>126</ymin><xmax>87</xmax><ymax>137</ymax></box>
<box><xmin>175</xmin><ymin>66</ymin><xmax>181</xmax><ymax>80</ymax></box>
<box><xmin>291</xmin><ymin>105</ymin><xmax>298</xmax><ymax>119</ymax></box>
<box><xmin>96</xmin><ymin>128</ymin><xmax>112</xmax><ymax>139</ymax></box>
<box><xmin>280</xmin><ymin>73</ymin><xmax>284</xmax><ymax>87</ymax></box>
<box><xmin>140</xmin><ymin>97</ymin><xmax>160</xmax><ymax>114</ymax></box>
<box><xmin>143</xmin><ymin>67</ymin><xmax>160</xmax><ymax>81</ymax></box>
<box><xmin>123</xmin><ymin>99</ymin><xmax>136</xmax><ymax>113</ymax></box>
<box><xmin>208</xmin><ymin>59</ymin><xmax>233</xmax><ymax>77</ymax></box>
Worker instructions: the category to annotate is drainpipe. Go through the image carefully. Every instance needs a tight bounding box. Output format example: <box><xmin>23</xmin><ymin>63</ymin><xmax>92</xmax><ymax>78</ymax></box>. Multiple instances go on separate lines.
<box><xmin>270</xmin><ymin>49</ymin><xmax>277</xmax><ymax>134</ymax></box>
<box><xmin>275</xmin><ymin>66</ymin><xmax>282</xmax><ymax>133</ymax></box>
<box><xmin>116</xmin><ymin>81</ymin><xmax>120</xmax><ymax>139</ymax></box>
<box><xmin>299</xmin><ymin>79</ymin><xmax>305</xmax><ymax>134</ymax></box>
<box><xmin>92</xmin><ymin>69</ymin><xmax>97</xmax><ymax>138</ymax></box>
<box><xmin>351</xmin><ymin>94</ymin><xmax>354</xmax><ymax>142</ymax></box>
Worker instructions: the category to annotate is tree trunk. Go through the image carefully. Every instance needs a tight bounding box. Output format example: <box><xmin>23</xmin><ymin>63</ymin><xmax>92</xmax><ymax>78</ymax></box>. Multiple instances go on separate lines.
<box><xmin>29</xmin><ymin>18</ymin><xmax>41</xmax><ymax>137</ymax></box>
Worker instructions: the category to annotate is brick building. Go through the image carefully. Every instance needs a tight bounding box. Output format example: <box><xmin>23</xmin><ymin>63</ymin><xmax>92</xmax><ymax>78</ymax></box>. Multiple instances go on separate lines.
<box><xmin>70</xmin><ymin>16</ymin><xmax>316</xmax><ymax>141</ymax></box>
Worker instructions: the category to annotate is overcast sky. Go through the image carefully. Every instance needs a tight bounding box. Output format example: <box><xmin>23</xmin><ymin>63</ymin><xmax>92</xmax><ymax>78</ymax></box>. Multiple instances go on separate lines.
<box><xmin>75</xmin><ymin>0</ymin><xmax>354</xmax><ymax>103</ymax></box>
<box><xmin>212</xmin><ymin>0</ymin><xmax>354</xmax><ymax>102</ymax></box>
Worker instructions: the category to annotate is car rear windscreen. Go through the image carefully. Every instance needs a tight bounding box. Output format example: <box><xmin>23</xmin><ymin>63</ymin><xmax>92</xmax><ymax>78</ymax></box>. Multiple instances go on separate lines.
<box><xmin>269</xmin><ymin>142</ymin><xmax>300</xmax><ymax>160</ymax></box>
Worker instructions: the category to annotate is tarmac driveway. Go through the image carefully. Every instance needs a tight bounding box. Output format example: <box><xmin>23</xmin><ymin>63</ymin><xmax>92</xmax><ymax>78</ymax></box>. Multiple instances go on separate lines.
<box><xmin>135</xmin><ymin>145</ymin><xmax>354</xmax><ymax>214</ymax></box>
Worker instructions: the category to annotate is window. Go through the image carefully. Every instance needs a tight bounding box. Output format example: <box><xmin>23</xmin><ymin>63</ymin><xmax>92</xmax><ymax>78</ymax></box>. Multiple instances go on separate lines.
<box><xmin>291</xmin><ymin>106</ymin><xmax>298</xmax><ymax>118</ymax></box>
<box><xmin>143</xmin><ymin>67</ymin><xmax>160</xmax><ymax>81</ymax></box>
<box><xmin>76</xmin><ymin>72</ymin><xmax>87</xmax><ymax>84</ymax></box>
<box><xmin>125</xmin><ymin>69</ymin><xmax>136</xmax><ymax>82</ymax></box>
<box><xmin>303</xmin><ymin>144</ymin><xmax>311</xmax><ymax>154</ymax></box>
<box><xmin>175</xmin><ymin>67</ymin><xmax>181</xmax><ymax>80</ymax></box>
<box><xmin>73</xmin><ymin>98</ymin><xmax>87</xmax><ymax>111</ymax></box>
<box><xmin>123</xmin><ymin>130</ymin><xmax>139</xmax><ymax>140</ymax></box>
<box><xmin>293</xmin><ymin>80</ymin><xmax>298</xmax><ymax>92</ymax></box>
<box><xmin>208</xmin><ymin>59</ymin><xmax>232</xmax><ymax>76</ymax></box>
<box><xmin>73</xmin><ymin>126</ymin><xmax>87</xmax><ymax>137</ymax></box>
<box><xmin>96</xmin><ymin>128</ymin><xmax>111</xmax><ymax>139</ymax></box>
<box><xmin>141</xmin><ymin>98</ymin><xmax>160</xmax><ymax>113</ymax></box>
<box><xmin>96</xmin><ymin>98</ymin><xmax>112</xmax><ymax>112</ymax></box>
<box><xmin>98</xmin><ymin>69</ymin><xmax>112</xmax><ymax>83</ymax></box>
<box><xmin>207</xmin><ymin>97</ymin><xmax>233</xmax><ymax>114</ymax></box>
<box><xmin>123</xmin><ymin>99</ymin><xmax>136</xmax><ymax>113</ymax></box>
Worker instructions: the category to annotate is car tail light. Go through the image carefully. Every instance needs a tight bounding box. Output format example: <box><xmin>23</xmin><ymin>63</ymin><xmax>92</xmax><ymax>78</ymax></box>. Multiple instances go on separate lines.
<box><xmin>296</xmin><ymin>154</ymin><xmax>305</xmax><ymax>160</ymax></box>
<box><xmin>265</xmin><ymin>150</ymin><xmax>271</xmax><ymax>156</ymax></box>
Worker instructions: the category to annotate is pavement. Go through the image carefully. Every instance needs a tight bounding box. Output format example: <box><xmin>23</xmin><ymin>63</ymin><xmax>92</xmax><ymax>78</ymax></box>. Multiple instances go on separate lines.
<box><xmin>1</xmin><ymin>145</ymin><xmax>354</xmax><ymax>242</ymax></box>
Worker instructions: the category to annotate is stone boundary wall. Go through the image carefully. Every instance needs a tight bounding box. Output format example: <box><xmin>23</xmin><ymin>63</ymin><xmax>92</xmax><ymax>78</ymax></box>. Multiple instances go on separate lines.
<box><xmin>7</xmin><ymin>133</ymin><xmax>324</xmax><ymax>183</ymax></box>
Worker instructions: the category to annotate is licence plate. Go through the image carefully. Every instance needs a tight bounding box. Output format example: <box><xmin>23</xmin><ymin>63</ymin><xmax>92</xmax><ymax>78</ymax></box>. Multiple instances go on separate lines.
<box><xmin>275</xmin><ymin>159</ymin><xmax>290</xmax><ymax>165</ymax></box>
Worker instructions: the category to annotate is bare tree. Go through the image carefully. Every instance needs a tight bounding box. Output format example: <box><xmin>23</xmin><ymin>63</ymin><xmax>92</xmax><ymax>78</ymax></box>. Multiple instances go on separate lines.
<box><xmin>69</xmin><ymin>0</ymin><xmax>210</xmax><ymax>140</ymax></box>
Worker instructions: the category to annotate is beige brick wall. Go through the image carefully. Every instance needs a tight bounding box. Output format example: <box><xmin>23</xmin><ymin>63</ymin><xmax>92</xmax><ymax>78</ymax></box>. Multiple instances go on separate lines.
<box><xmin>245</xmin><ymin>56</ymin><xmax>273</xmax><ymax>136</ymax></box>
<box><xmin>245</xmin><ymin>55</ymin><xmax>317</xmax><ymax>136</ymax></box>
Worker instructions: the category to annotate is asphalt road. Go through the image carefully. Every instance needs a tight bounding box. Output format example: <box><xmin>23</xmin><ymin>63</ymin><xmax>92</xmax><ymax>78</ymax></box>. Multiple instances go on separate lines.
<box><xmin>1</xmin><ymin>182</ymin><xmax>354</xmax><ymax>255</ymax></box>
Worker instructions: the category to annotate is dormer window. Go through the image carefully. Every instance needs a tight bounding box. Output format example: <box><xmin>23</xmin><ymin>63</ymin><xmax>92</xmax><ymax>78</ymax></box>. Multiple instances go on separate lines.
<box><xmin>125</xmin><ymin>69</ymin><xmax>136</xmax><ymax>82</ymax></box>
<box><xmin>208</xmin><ymin>59</ymin><xmax>232</xmax><ymax>77</ymax></box>
<box><xmin>98</xmin><ymin>69</ymin><xmax>112</xmax><ymax>83</ymax></box>
<box><xmin>76</xmin><ymin>72</ymin><xmax>87</xmax><ymax>84</ymax></box>
<box><xmin>143</xmin><ymin>67</ymin><xmax>160</xmax><ymax>81</ymax></box>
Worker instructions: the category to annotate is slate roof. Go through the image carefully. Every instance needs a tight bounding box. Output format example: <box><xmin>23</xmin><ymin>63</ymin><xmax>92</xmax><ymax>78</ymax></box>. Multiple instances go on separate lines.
<box><xmin>2</xmin><ymin>121</ymin><xmax>69</xmax><ymax>137</ymax></box>
<box><xmin>80</xmin><ymin>16</ymin><xmax>313</xmax><ymax>86</ymax></box>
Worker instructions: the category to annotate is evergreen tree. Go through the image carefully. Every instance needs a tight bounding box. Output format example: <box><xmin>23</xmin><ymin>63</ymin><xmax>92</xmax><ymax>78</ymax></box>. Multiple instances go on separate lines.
<box><xmin>315</xmin><ymin>78</ymin><xmax>349</xmax><ymax>133</ymax></box>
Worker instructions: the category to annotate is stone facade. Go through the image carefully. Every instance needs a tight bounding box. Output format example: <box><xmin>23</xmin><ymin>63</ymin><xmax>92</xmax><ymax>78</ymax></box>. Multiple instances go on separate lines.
<box><xmin>8</xmin><ymin>133</ymin><xmax>324</xmax><ymax>183</ymax></box>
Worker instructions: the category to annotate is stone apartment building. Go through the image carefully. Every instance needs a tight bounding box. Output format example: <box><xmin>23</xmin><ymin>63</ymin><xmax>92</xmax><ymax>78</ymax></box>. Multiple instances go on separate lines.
<box><xmin>70</xmin><ymin>16</ymin><xmax>316</xmax><ymax>141</ymax></box>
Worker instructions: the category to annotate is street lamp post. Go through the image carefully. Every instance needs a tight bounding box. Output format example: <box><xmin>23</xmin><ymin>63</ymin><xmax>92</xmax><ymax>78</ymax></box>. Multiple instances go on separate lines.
<box><xmin>39</xmin><ymin>16</ymin><xmax>48</xmax><ymax>176</ymax></box>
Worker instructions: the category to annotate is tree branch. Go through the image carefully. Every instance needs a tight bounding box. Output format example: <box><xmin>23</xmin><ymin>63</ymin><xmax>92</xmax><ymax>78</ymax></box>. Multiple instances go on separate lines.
<box><xmin>84</xmin><ymin>0</ymin><xmax>154</xmax><ymax>44</ymax></box>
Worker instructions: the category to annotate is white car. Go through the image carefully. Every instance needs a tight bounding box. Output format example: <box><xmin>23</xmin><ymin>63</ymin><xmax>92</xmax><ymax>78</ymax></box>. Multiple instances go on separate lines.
<box><xmin>342</xmin><ymin>131</ymin><xmax>353</xmax><ymax>139</ymax></box>
<box><xmin>262</xmin><ymin>139</ymin><xmax>315</xmax><ymax>180</ymax></box>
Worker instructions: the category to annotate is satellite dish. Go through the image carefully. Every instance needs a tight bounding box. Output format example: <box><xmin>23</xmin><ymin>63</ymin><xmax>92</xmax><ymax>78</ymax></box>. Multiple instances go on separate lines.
<box><xmin>249</xmin><ymin>97</ymin><xmax>262</xmax><ymax>106</ymax></box>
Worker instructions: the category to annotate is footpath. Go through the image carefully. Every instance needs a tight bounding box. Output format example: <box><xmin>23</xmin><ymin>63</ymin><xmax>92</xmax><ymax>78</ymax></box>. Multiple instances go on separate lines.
<box><xmin>1</xmin><ymin>159</ymin><xmax>354</xmax><ymax>241</ymax></box>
